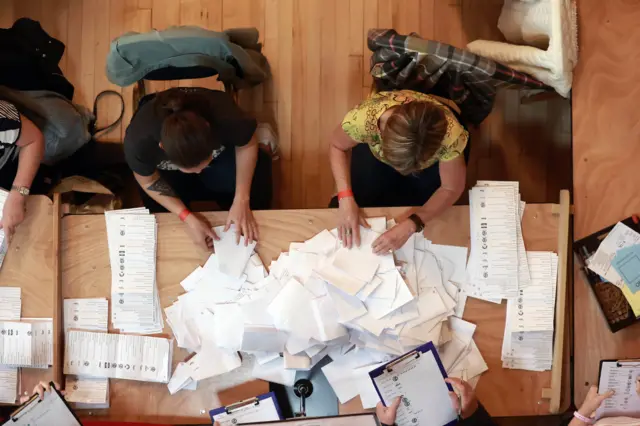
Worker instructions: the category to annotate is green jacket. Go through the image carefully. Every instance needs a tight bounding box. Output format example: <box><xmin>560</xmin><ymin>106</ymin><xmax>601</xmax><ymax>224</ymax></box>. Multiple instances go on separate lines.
<box><xmin>106</xmin><ymin>26</ymin><xmax>269</xmax><ymax>89</ymax></box>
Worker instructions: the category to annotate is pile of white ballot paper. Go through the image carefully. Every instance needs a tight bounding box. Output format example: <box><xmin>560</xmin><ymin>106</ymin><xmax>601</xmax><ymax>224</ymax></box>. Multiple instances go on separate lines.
<box><xmin>466</xmin><ymin>181</ymin><xmax>559</xmax><ymax>371</ymax></box>
<box><xmin>105</xmin><ymin>208</ymin><xmax>163</xmax><ymax>334</ymax></box>
<box><xmin>164</xmin><ymin>221</ymin><xmax>488</xmax><ymax>407</ymax></box>
<box><xmin>0</xmin><ymin>287</ymin><xmax>54</xmax><ymax>404</ymax></box>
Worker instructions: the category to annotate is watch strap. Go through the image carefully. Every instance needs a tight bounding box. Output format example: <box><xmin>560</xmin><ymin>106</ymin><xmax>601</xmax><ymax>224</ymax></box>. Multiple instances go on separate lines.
<box><xmin>11</xmin><ymin>185</ymin><xmax>29</xmax><ymax>196</ymax></box>
<box><xmin>408</xmin><ymin>214</ymin><xmax>424</xmax><ymax>233</ymax></box>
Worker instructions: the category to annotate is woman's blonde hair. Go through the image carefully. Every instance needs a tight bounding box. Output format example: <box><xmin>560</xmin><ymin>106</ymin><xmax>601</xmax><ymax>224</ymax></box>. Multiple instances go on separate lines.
<box><xmin>381</xmin><ymin>102</ymin><xmax>448</xmax><ymax>175</ymax></box>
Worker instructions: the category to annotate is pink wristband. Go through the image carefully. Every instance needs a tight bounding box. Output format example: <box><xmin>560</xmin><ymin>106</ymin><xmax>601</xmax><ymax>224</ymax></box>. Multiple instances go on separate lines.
<box><xmin>573</xmin><ymin>411</ymin><xmax>593</xmax><ymax>424</ymax></box>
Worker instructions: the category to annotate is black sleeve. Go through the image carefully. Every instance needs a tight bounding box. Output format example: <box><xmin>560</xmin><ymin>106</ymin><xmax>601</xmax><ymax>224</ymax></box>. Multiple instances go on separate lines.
<box><xmin>0</xmin><ymin>100</ymin><xmax>21</xmax><ymax>145</ymax></box>
<box><xmin>123</xmin><ymin>103</ymin><xmax>161</xmax><ymax>177</ymax></box>
<box><xmin>207</xmin><ymin>92</ymin><xmax>257</xmax><ymax>148</ymax></box>
<box><xmin>459</xmin><ymin>405</ymin><xmax>497</xmax><ymax>426</ymax></box>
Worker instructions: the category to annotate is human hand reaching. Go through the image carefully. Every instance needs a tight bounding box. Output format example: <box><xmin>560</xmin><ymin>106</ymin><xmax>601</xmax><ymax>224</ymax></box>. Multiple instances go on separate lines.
<box><xmin>0</xmin><ymin>191</ymin><xmax>26</xmax><ymax>242</ymax></box>
<box><xmin>20</xmin><ymin>381</ymin><xmax>64</xmax><ymax>404</ymax></box>
<box><xmin>226</xmin><ymin>198</ymin><xmax>259</xmax><ymax>246</ymax></box>
<box><xmin>446</xmin><ymin>377</ymin><xmax>479</xmax><ymax>419</ymax></box>
<box><xmin>337</xmin><ymin>196</ymin><xmax>369</xmax><ymax>248</ymax></box>
<box><xmin>184</xmin><ymin>214</ymin><xmax>218</xmax><ymax>251</ymax></box>
<box><xmin>376</xmin><ymin>396</ymin><xmax>402</xmax><ymax>425</ymax></box>
<box><xmin>576</xmin><ymin>385</ymin><xmax>615</xmax><ymax>419</ymax></box>
<box><xmin>372</xmin><ymin>219</ymin><xmax>416</xmax><ymax>255</ymax></box>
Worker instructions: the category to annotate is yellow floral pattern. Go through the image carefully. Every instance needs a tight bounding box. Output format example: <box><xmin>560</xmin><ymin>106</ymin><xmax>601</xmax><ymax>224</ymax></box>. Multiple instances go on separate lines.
<box><xmin>341</xmin><ymin>90</ymin><xmax>469</xmax><ymax>170</ymax></box>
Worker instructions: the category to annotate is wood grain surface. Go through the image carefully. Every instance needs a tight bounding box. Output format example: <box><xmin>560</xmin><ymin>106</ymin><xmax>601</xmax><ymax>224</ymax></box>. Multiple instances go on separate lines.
<box><xmin>572</xmin><ymin>0</ymin><xmax>640</xmax><ymax>407</ymax></box>
<box><xmin>0</xmin><ymin>196</ymin><xmax>54</xmax><ymax>400</ymax></box>
<box><xmin>0</xmin><ymin>0</ymin><xmax>571</xmax><ymax>209</ymax></box>
<box><xmin>62</xmin><ymin>205</ymin><xmax>567</xmax><ymax>422</ymax></box>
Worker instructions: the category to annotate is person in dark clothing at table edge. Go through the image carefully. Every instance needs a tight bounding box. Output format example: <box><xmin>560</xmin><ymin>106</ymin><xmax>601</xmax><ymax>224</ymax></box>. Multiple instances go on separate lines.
<box><xmin>124</xmin><ymin>88</ymin><xmax>273</xmax><ymax>251</ymax></box>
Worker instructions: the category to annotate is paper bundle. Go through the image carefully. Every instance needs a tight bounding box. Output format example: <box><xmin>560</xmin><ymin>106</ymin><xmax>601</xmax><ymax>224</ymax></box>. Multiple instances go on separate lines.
<box><xmin>164</xmin><ymin>219</ymin><xmax>488</xmax><ymax>407</ymax></box>
<box><xmin>502</xmin><ymin>252</ymin><xmax>558</xmax><ymax>371</ymax></box>
<box><xmin>0</xmin><ymin>287</ymin><xmax>21</xmax><ymax>320</ymax></box>
<box><xmin>105</xmin><ymin>208</ymin><xmax>163</xmax><ymax>334</ymax></box>
<box><xmin>65</xmin><ymin>376</ymin><xmax>110</xmax><ymax>409</ymax></box>
<box><xmin>0</xmin><ymin>320</ymin><xmax>52</xmax><ymax>368</ymax></box>
<box><xmin>465</xmin><ymin>181</ymin><xmax>530</xmax><ymax>302</ymax></box>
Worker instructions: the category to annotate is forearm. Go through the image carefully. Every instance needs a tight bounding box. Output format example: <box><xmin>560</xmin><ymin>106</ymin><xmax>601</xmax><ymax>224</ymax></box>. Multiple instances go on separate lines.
<box><xmin>136</xmin><ymin>173</ymin><xmax>186</xmax><ymax>215</ymax></box>
<box><xmin>413</xmin><ymin>185</ymin><xmax>463</xmax><ymax>224</ymax></box>
<box><xmin>14</xmin><ymin>138</ymin><xmax>44</xmax><ymax>189</ymax></box>
<box><xmin>329</xmin><ymin>144</ymin><xmax>352</xmax><ymax>192</ymax></box>
<box><xmin>234</xmin><ymin>137</ymin><xmax>258</xmax><ymax>202</ymax></box>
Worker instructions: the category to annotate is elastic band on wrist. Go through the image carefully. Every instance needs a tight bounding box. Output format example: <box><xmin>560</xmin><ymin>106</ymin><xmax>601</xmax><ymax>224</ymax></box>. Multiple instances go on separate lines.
<box><xmin>179</xmin><ymin>208</ymin><xmax>191</xmax><ymax>222</ymax></box>
<box><xmin>337</xmin><ymin>189</ymin><xmax>354</xmax><ymax>201</ymax></box>
<box><xmin>573</xmin><ymin>411</ymin><xmax>593</xmax><ymax>424</ymax></box>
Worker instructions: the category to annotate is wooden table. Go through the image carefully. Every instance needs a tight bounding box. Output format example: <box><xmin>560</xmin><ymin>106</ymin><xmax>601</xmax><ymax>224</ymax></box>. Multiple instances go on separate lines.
<box><xmin>62</xmin><ymin>205</ymin><xmax>568</xmax><ymax>423</ymax></box>
<box><xmin>0</xmin><ymin>195</ymin><xmax>55</xmax><ymax>399</ymax></box>
<box><xmin>572</xmin><ymin>0</ymin><xmax>640</xmax><ymax>407</ymax></box>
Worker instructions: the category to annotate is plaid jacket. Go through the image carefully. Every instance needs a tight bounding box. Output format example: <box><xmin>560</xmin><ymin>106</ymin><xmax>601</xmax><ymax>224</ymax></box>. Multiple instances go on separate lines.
<box><xmin>368</xmin><ymin>29</ymin><xmax>550</xmax><ymax>126</ymax></box>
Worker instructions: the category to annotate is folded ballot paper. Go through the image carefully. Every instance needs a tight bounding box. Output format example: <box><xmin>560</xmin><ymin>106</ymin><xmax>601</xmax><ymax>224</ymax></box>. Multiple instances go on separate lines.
<box><xmin>164</xmin><ymin>218</ymin><xmax>488</xmax><ymax>407</ymax></box>
<box><xmin>105</xmin><ymin>208</ymin><xmax>163</xmax><ymax>334</ymax></box>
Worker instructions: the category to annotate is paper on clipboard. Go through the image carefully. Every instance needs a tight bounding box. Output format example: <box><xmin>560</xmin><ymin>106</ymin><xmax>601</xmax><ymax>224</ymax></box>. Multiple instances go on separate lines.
<box><xmin>3</xmin><ymin>385</ymin><xmax>82</xmax><ymax>426</ymax></box>
<box><xmin>596</xmin><ymin>360</ymin><xmax>640</xmax><ymax>419</ymax></box>
<box><xmin>209</xmin><ymin>392</ymin><xmax>283</xmax><ymax>425</ymax></box>
<box><xmin>369</xmin><ymin>342</ymin><xmax>457</xmax><ymax>426</ymax></box>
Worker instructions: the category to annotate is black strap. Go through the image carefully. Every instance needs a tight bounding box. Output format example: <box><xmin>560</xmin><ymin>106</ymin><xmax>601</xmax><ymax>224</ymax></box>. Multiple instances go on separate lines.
<box><xmin>91</xmin><ymin>90</ymin><xmax>125</xmax><ymax>137</ymax></box>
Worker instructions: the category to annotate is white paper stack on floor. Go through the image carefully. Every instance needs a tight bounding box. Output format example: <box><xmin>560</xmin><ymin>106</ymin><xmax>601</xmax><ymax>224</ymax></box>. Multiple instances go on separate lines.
<box><xmin>65</xmin><ymin>376</ymin><xmax>110</xmax><ymax>409</ymax></box>
<box><xmin>0</xmin><ymin>320</ymin><xmax>52</xmax><ymax>368</ymax></box>
<box><xmin>466</xmin><ymin>181</ymin><xmax>530</xmax><ymax>302</ymax></box>
<box><xmin>0</xmin><ymin>366</ymin><xmax>17</xmax><ymax>403</ymax></box>
<box><xmin>0</xmin><ymin>287</ymin><xmax>21</xmax><ymax>320</ymax></box>
<box><xmin>502</xmin><ymin>251</ymin><xmax>558</xmax><ymax>371</ymax></box>
<box><xmin>164</xmin><ymin>217</ymin><xmax>488</xmax><ymax>405</ymax></box>
<box><xmin>105</xmin><ymin>208</ymin><xmax>163</xmax><ymax>334</ymax></box>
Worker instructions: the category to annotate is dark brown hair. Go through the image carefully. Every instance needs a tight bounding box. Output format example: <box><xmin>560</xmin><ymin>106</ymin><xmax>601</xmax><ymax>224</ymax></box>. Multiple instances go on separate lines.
<box><xmin>156</xmin><ymin>89</ymin><xmax>219</xmax><ymax>168</ymax></box>
<box><xmin>381</xmin><ymin>102</ymin><xmax>448</xmax><ymax>175</ymax></box>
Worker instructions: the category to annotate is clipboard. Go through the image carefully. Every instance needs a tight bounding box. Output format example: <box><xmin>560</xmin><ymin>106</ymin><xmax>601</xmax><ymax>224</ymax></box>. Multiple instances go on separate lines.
<box><xmin>3</xmin><ymin>382</ymin><xmax>82</xmax><ymax>426</ymax></box>
<box><xmin>369</xmin><ymin>342</ymin><xmax>457</xmax><ymax>426</ymax></box>
<box><xmin>595</xmin><ymin>358</ymin><xmax>640</xmax><ymax>419</ymax></box>
<box><xmin>236</xmin><ymin>413</ymin><xmax>380</xmax><ymax>426</ymax></box>
<box><xmin>209</xmin><ymin>392</ymin><xmax>284</xmax><ymax>425</ymax></box>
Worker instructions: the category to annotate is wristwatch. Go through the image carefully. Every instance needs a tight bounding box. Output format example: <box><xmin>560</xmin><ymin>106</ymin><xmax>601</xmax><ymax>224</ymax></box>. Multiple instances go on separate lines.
<box><xmin>11</xmin><ymin>185</ymin><xmax>30</xmax><ymax>196</ymax></box>
<box><xmin>408</xmin><ymin>214</ymin><xmax>425</xmax><ymax>233</ymax></box>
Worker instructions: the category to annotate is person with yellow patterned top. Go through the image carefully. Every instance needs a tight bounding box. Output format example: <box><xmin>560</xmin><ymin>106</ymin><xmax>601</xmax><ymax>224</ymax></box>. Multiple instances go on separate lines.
<box><xmin>329</xmin><ymin>89</ymin><xmax>470</xmax><ymax>253</ymax></box>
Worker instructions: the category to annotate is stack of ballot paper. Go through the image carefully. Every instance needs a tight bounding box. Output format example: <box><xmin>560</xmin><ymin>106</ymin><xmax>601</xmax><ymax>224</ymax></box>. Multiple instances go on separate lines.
<box><xmin>105</xmin><ymin>208</ymin><xmax>163</xmax><ymax>334</ymax></box>
<box><xmin>465</xmin><ymin>181</ymin><xmax>530</xmax><ymax>302</ymax></box>
<box><xmin>0</xmin><ymin>320</ymin><xmax>52</xmax><ymax>368</ymax></box>
<box><xmin>164</xmin><ymin>219</ymin><xmax>488</xmax><ymax>407</ymax></box>
<box><xmin>0</xmin><ymin>189</ymin><xmax>10</xmax><ymax>272</ymax></box>
<box><xmin>63</xmin><ymin>297</ymin><xmax>110</xmax><ymax>405</ymax></box>
<box><xmin>0</xmin><ymin>287</ymin><xmax>21</xmax><ymax>320</ymax></box>
<box><xmin>502</xmin><ymin>251</ymin><xmax>558</xmax><ymax>371</ymax></box>
<box><xmin>0</xmin><ymin>366</ymin><xmax>17</xmax><ymax>403</ymax></box>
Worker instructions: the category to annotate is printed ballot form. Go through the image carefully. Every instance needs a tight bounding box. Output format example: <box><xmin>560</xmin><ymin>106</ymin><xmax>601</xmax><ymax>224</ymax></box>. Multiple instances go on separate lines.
<box><xmin>370</xmin><ymin>343</ymin><xmax>457</xmax><ymax>426</ymax></box>
<box><xmin>596</xmin><ymin>361</ymin><xmax>640</xmax><ymax>419</ymax></box>
<box><xmin>64</xmin><ymin>330</ymin><xmax>172</xmax><ymax>383</ymax></box>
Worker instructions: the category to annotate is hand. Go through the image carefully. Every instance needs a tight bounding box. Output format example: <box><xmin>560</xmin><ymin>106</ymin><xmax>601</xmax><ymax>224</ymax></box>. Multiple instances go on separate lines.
<box><xmin>0</xmin><ymin>191</ymin><xmax>26</xmax><ymax>242</ymax></box>
<box><xmin>19</xmin><ymin>381</ymin><xmax>64</xmax><ymax>403</ymax></box>
<box><xmin>372</xmin><ymin>219</ymin><xmax>416</xmax><ymax>255</ymax></box>
<box><xmin>184</xmin><ymin>214</ymin><xmax>218</xmax><ymax>251</ymax></box>
<box><xmin>376</xmin><ymin>396</ymin><xmax>402</xmax><ymax>425</ymax></box>
<box><xmin>337</xmin><ymin>196</ymin><xmax>369</xmax><ymax>248</ymax></box>
<box><xmin>225</xmin><ymin>198</ymin><xmax>259</xmax><ymax>246</ymax></box>
<box><xmin>577</xmin><ymin>385</ymin><xmax>615</xmax><ymax>418</ymax></box>
<box><xmin>446</xmin><ymin>377</ymin><xmax>479</xmax><ymax>419</ymax></box>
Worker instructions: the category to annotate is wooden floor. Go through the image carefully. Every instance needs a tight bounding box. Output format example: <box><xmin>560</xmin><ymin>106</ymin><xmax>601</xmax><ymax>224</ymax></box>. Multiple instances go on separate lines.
<box><xmin>1</xmin><ymin>0</ymin><xmax>571</xmax><ymax>209</ymax></box>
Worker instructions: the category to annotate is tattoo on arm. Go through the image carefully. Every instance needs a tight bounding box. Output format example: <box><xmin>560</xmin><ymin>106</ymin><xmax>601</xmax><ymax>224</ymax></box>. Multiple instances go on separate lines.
<box><xmin>147</xmin><ymin>178</ymin><xmax>178</xmax><ymax>198</ymax></box>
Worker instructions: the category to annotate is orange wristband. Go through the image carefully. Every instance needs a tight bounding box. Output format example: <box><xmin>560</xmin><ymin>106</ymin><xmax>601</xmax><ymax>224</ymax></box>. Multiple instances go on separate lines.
<box><xmin>337</xmin><ymin>189</ymin><xmax>354</xmax><ymax>201</ymax></box>
<box><xmin>179</xmin><ymin>208</ymin><xmax>191</xmax><ymax>222</ymax></box>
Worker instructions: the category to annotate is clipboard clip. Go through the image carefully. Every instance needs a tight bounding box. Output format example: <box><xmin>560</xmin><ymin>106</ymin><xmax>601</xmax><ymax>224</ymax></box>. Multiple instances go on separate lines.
<box><xmin>616</xmin><ymin>359</ymin><xmax>640</xmax><ymax>368</ymax></box>
<box><xmin>10</xmin><ymin>394</ymin><xmax>41</xmax><ymax>421</ymax></box>
<box><xmin>386</xmin><ymin>350</ymin><xmax>421</xmax><ymax>372</ymax></box>
<box><xmin>226</xmin><ymin>397</ymin><xmax>260</xmax><ymax>414</ymax></box>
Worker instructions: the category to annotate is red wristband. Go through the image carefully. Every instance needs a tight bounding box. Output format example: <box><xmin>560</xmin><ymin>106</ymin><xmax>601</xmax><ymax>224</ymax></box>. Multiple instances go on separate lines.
<box><xmin>178</xmin><ymin>208</ymin><xmax>191</xmax><ymax>222</ymax></box>
<box><xmin>337</xmin><ymin>189</ymin><xmax>354</xmax><ymax>201</ymax></box>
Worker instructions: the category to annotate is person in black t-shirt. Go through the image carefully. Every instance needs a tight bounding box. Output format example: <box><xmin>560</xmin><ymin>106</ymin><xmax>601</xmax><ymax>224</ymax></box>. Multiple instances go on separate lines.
<box><xmin>0</xmin><ymin>100</ymin><xmax>45</xmax><ymax>241</ymax></box>
<box><xmin>124</xmin><ymin>88</ymin><xmax>272</xmax><ymax>251</ymax></box>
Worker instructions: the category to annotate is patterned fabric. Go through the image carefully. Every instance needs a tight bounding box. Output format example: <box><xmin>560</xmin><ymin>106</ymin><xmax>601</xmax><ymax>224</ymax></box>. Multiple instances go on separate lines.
<box><xmin>341</xmin><ymin>90</ymin><xmax>468</xmax><ymax>170</ymax></box>
<box><xmin>368</xmin><ymin>29</ymin><xmax>550</xmax><ymax>126</ymax></box>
